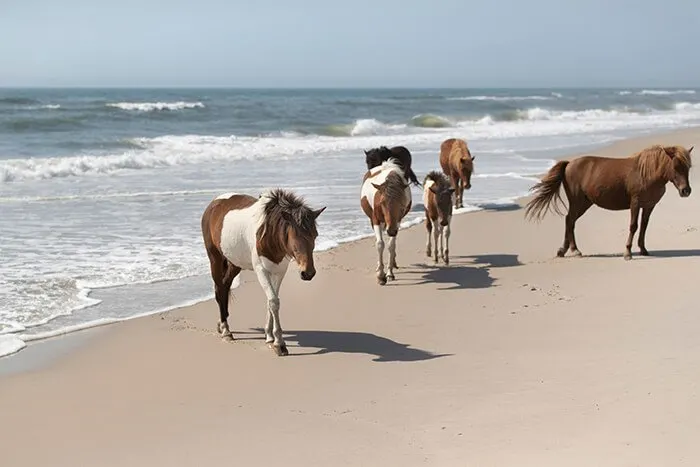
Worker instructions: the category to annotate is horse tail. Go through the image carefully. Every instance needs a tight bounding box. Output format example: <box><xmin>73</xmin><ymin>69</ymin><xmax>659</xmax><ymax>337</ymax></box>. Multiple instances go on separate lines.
<box><xmin>407</xmin><ymin>168</ymin><xmax>420</xmax><ymax>187</ymax></box>
<box><xmin>524</xmin><ymin>160</ymin><xmax>569</xmax><ymax>221</ymax></box>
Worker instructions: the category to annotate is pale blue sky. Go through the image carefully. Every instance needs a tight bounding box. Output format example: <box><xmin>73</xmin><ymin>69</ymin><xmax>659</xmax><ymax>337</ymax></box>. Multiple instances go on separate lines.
<box><xmin>0</xmin><ymin>0</ymin><xmax>697</xmax><ymax>87</ymax></box>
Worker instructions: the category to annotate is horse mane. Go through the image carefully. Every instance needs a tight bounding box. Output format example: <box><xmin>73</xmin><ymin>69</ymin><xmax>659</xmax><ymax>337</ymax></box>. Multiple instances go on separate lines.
<box><xmin>365</xmin><ymin>146</ymin><xmax>393</xmax><ymax>169</ymax></box>
<box><xmin>382</xmin><ymin>171</ymin><xmax>409</xmax><ymax>204</ymax></box>
<box><xmin>636</xmin><ymin>145</ymin><xmax>692</xmax><ymax>184</ymax></box>
<box><xmin>257</xmin><ymin>189</ymin><xmax>318</xmax><ymax>259</ymax></box>
<box><xmin>424</xmin><ymin>170</ymin><xmax>451</xmax><ymax>192</ymax></box>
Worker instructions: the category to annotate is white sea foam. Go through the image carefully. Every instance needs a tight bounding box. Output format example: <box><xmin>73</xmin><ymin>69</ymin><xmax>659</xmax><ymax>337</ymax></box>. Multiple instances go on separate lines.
<box><xmin>0</xmin><ymin>335</ymin><xmax>26</xmax><ymax>358</ymax></box>
<box><xmin>106</xmin><ymin>101</ymin><xmax>205</xmax><ymax>112</ymax></box>
<box><xmin>638</xmin><ymin>90</ymin><xmax>696</xmax><ymax>96</ymax></box>
<box><xmin>3</xmin><ymin>103</ymin><xmax>699</xmax><ymax>184</ymax></box>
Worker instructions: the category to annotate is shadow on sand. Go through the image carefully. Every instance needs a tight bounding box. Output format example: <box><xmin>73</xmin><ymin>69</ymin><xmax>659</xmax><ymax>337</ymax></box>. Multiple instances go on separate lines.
<box><xmin>247</xmin><ymin>328</ymin><xmax>450</xmax><ymax>362</ymax></box>
<box><xmin>585</xmin><ymin>249</ymin><xmax>700</xmax><ymax>259</ymax></box>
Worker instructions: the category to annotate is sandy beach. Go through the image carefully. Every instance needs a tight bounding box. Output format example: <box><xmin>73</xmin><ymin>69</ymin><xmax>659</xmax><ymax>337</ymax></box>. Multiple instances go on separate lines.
<box><xmin>2</xmin><ymin>128</ymin><xmax>700</xmax><ymax>466</ymax></box>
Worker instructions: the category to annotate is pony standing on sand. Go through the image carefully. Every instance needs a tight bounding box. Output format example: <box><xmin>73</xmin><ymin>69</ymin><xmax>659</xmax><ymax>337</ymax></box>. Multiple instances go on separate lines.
<box><xmin>525</xmin><ymin>145</ymin><xmax>693</xmax><ymax>260</ymax></box>
<box><xmin>439</xmin><ymin>138</ymin><xmax>475</xmax><ymax>209</ymax></box>
<box><xmin>361</xmin><ymin>159</ymin><xmax>412</xmax><ymax>285</ymax></box>
<box><xmin>423</xmin><ymin>171</ymin><xmax>455</xmax><ymax>265</ymax></box>
<box><xmin>365</xmin><ymin>145</ymin><xmax>420</xmax><ymax>187</ymax></box>
<box><xmin>201</xmin><ymin>189</ymin><xmax>325</xmax><ymax>356</ymax></box>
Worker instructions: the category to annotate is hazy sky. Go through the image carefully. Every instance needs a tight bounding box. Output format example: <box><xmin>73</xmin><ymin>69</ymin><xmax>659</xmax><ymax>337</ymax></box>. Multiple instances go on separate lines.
<box><xmin>0</xmin><ymin>0</ymin><xmax>697</xmax><ymax>87</ymax></box>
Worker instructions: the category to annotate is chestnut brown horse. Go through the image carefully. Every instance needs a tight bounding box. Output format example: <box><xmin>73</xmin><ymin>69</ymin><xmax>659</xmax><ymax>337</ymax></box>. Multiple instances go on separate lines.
<box><xmin>423</xmin><ymin>171</ymin><xmax>455</xmax><ymax>265</ymax></box>
<box><xmin>361</xmin><ymin>159</ymin><xmax>412</xmax><ymax>285</ymax></box>
<box><xmin>365</xmin><ymin>145</ymin><xmax>420</xmax><ymax>186</ymax></box>
<box><xmin>525</xmin><ymin>145</ymin><xmax>693</xmax><ymax>260</ymax></box>
<box><xmin>201</xmin><ymin>189</ymin><xmax>325</xmax><ymax>356</ymax></box>
<box><xmin>439</xmin><ymin>138</ymin><xmax>475</xmax><ymax>209</ymax></box>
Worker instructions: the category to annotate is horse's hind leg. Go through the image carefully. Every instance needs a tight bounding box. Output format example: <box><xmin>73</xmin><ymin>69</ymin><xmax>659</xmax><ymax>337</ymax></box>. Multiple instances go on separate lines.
<box><xmin>568</xmin><ymin>199</ymin><xmax>592</xmax><ymax>257</ymax></box>
<box><xmin>208</xmin><ymin>250</ymin><xmax>241</xmax><ymax>341</ymax></box>
<box><xmin>637</xmin><ymin>205</ymin><xmax>655</xmax><ymax>256</ymax></box>
<box><xmin>624</xmin><ymin>200</ymin><xmax>641</xmax><ymax>260</ymax></box>
<box><xmin>387</xmin><ymin>234</ymin><xmax>399</xmax><ymax>281</ymax></box>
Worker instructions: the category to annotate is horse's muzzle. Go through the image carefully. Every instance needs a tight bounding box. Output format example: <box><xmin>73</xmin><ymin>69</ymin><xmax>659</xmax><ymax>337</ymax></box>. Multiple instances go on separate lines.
<box><xmin>300</xmin><ymin>269</ymin><xmax>316</xmax><ymax>281</ymax></box>
<box><xmin>681</xmin><ymin>186</ymin><xmax>692</xmax><ymax>197</ymax></box>
<box><xmin>440</xmin><ymin>220</ymin><xmax>449</xmax><ymax>227</ymax></box>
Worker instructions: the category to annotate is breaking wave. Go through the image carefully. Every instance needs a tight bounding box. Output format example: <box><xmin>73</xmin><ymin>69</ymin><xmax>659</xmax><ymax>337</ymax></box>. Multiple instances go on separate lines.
<box><xmin>447</xmin><ymin>94</ymin><xmax>557</xmax><ymax>102</ymax></box>
<box><xmin>106</xmin><ymin>101</ymin><xmax>205</xmax><ymax>112</ymax></box>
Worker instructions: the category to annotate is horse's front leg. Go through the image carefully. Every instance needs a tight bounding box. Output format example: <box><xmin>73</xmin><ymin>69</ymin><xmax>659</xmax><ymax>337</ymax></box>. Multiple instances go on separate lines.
<box><xmin>443</xmin><ymin>219</ymin><xmax>451</xmax><ymax>265</ymax></box>
<box><xmin>254</xmin><ymin>264</ymin><xmax>288</xmax><ymax>356</ymax></box>
<box><xmin>387</xmin><ymin>234</ymin><xmax>398</xmax><ymax>281</ymax></box>
<box><xmin>624</xmin><ymin>200</ymin><xmax>640</xmax><ymax>260</ymax></box>
<box><xmin>432</xmin><ymin>221</ymin><xmax>440</xmax><ymax>263</ymax></box>
<box><xmin>425</xmin><ymin>214</ymin><xmax>433</xmax><ymax>258</ymax></box>
<box><xmin>374</xmin><ymin>224</ymin><xmax>387</xmax><ymax>285</ymax></box>
<box><xmin>638</xmin><ymin>204</ymin><xmax>656</xmax><ymax>256</ymax></box>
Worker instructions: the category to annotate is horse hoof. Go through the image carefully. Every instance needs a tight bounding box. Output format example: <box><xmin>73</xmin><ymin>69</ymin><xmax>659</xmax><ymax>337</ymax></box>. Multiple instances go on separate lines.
<box><xmin>387</xmin><ymin>273</ymin><xmax>395</xmax><ymax>281</ymax></box>
<box><xmin>270</xmin><ymin>344</ymin><xmax>288</xmax><ymax>357</ymax></box>
<box><xmin>377</xmin><ymin>276</ymin><xmax>387</xmax><ymax>286</ymax></box>
<box><xmin>640</xmin><ymin>249</ymin><xmax>650</xmax><ymax>256</ymax></box>
<box><xmin>571</xmin><ymin>249</ymin><xmax>582</xmax><ymax>257</ymax></box>
<box><xmin>556</xmin><ymin>249</ymin><xmax>566</xmax><ymax>258</ymax></box>
<box><xmin>426</xmin><ymin>249</ymin><xmax>431</xmax><ymax>257</ymax></box>
<box><xmin>624</xmin><ymin>253</ymin><xmax>633</xmax><ymax>261</ymax></box>
<box><xmin>444</xmin><ymin>258</ymin><xmax>450</xmax><ymax>265</ymax></box>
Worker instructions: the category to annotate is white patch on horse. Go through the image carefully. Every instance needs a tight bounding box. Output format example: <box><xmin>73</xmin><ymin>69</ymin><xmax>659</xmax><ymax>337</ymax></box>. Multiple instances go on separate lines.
<box><xmin>423</xmin><ymin>179</ymin><xmax>435</xmax><ymax>208</ymax></box>
<box><xmin>216</xmin><ymin>192</ymin><xmax>241</xmax><ymax>200</ymax></box>
<box><xmin>361</xmin><ymin>159</ymin><xmax>406</xmax><ymax>214</ymax></box>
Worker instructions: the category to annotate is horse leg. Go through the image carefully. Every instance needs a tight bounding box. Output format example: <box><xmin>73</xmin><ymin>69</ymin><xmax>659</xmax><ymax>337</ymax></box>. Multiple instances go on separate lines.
<box><xmin>624</xmin><ymin>200</ymin><xmax>640</xmax><ymax>260</ymax></box>
<box><xmin>387</xmin><ymin>234</ymin><xmax>398</xmax><ymax>281</ymax></box>
<box><xmin>254</xmin><ymin>265</ymin><xmax>288</xmax><ymax>356</ymax></box>
<box><xmin>432</xmin><ymin>220</ymin><xmax>440</xmax><ymax>264</ymax></box>
<box><xmin>208</xmin><ymin>249</ymin><xmax>240</xmax><ymax>341</ymax></box>
<box><xmin>264</xmin><ymin>271</ymin><xmax>285</xmax><ymax>345</ymax></box>
<box><xmin>443</xmin><ymin>218</ymin><xmax>451</xmax><ymax>265</ymax></box>
<box><xmin>374</xmin><ymin>224</ymin><xmax>387</xmax><ymax>285</ymax></box>
<box><xmin>638</xmin><ymin>205</ymin><xmax>655</xmax><ymax>256</ymax></box>
<box><xmin>425</xmin><ymin>213</ymin><xmax>433</xmax><ymax>257</ymax></box>
<box><xmin>568</xmin><ymin>200</ymin><xmax>592</xmax><ymax>257</ymax></box>
<box><xmin>451</xmin><ymin>174</ymin><xmax>461</xmax><ymax>209</ymax></box>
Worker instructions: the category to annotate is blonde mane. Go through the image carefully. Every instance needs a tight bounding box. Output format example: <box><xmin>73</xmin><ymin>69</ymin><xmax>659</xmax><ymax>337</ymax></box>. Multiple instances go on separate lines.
<box><xmin>636</xmin><ymin>145</ymin><xmax>692</xmax><ymax>184</ymax></box>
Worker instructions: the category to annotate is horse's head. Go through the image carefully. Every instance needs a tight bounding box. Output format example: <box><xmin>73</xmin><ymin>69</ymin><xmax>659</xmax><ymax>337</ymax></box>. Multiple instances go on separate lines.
<box><xmin>372</xmin><ymin>172</ymin><xmax>410</xmax><ymax>237</ymax></box>
<box><xmin>460</xmin><ymin>149</ymin><xmax>475</xmax><ymax>190</ymax></box>
<box><xmin>665</xmin><ymin>145</ymin><xmax>693</xmax><ymax>197</ymax></box>
<box><xmin>285</xmin><ymin>206</ymin><xmax>325</xmax><ymax>281</ymax></box>
<box><xmin>429</xmin><ymin>183</ymin><xmax>455</xmax><ymax>226</ymax></box>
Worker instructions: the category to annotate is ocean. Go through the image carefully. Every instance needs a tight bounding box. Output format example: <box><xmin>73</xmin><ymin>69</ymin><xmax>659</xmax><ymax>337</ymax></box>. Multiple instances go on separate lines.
<box><xmin>1</xmin><ymin>87</ymin><xmax>700</xmax><ymax>357</ymax></box>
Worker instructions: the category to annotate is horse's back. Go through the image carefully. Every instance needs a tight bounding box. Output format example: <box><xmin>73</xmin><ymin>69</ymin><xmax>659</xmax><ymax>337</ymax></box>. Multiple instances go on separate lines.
<box><xmin>566</xmin><ymin>156</ymin><xmax>636</xmax><ymax>210</ymax></box>
<box><xmin>202</xmin><ymin>193</ymin><xmax>258</xmax><ymax>254</ymax></box>
<box><xmin>439</xmin><ymin>139</ymin><xmax>456</xmax><ymax>169</ymax></box>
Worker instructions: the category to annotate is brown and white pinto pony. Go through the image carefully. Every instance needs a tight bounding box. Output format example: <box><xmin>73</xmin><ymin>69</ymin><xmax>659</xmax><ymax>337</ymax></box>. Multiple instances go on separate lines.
<box><xmin>361</xmin><ymin>159</ymin><xmax>412</xmax><ymax>285</ymax></box>
<box><xmin>525</xmin><ymin>145</ymin><xmax>693</xmax><ymax>260</ymax></box>
<box><xmin>439</xmin><ymin>138</ymin><xmax>475</xmax><ymax>209</ymax></box>
<box><xmin>423</xmin><ymin>171</ymin><xmax>455</xmax><ymax>265</ymax></box>
<box><xmin>201</xmin><ymin>189</ymin><xmax>325</xmax><ymax>356</ymax></box>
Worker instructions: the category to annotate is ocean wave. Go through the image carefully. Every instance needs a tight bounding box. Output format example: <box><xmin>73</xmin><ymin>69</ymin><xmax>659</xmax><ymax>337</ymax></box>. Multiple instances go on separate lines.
<box><xmin>675</xmin><ymin>102</ymin><xmax>700</xmax><ymax>111</ymax></box>
<box><xmin>106</xmin><ymin>101</ymin><xmax>205</xmax><ymax>112</ymax></box>
<box><xmin>447</xmin><ymin>94</ymin><xmax>555</xmax><ymax>102</ymax></box>
<box><xmin>5</xmin><ymin>116</ymin><xmax>86</xmax><ymax>132</ymax></box>
<box><xmin>410</xmin><ymin>113</ymin><xmax>453</xmax><ymax>128</ymax></box>
<box><xmin>0</xmin><ymin>97</ymin><xmax>38</xmax><ymax>105</ymax></box>
<box><xmin>638</xmin><ymin>89</ymin><xmax>696</xmax><ymax>96</ymax></box>
<box><xmin>320</xmin><ymin>118</ymin><xmax>406</xmax><ymax>136</ymax></box>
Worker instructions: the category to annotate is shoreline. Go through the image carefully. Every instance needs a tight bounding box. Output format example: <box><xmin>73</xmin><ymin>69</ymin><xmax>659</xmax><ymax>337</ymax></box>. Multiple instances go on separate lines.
<box><xmin>2</xmin><ymin>124</ymin><xmax>698</xmax><ymax>367</ymax></box>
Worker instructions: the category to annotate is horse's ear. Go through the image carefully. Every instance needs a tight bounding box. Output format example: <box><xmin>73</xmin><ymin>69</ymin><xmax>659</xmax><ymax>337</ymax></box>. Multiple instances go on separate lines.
<box><xmin>371</xmin><ymin>182</ymin><xmax>383</xmax><ymax>191</ymax></box>
<box><xmin>662</xmin><ymin>146</ymin><xmax>675</xmax><ymax>158</ymax></box>
<box><xmin>471</xmin><ymin>155</ymin><xmax>476</xmax><ymax>161</ymax></box>
<box><xmin>429</xmin><ymin>184</ymin><xmax>439</xmax><ymax>194</ymax></box>
<box><xmin>689</xmin><ymin>146</ymin><xmax>694</xmax><ymax>154</ymax></box>
<box><xmin>312</xmin><ymin>206</ymin><xmax>326</xmax><ymax>219</ymax></box>
<box><xmin>364</xmin><ymin>150</ymin><xmax>369</xmax><ymax>156</ymax></box>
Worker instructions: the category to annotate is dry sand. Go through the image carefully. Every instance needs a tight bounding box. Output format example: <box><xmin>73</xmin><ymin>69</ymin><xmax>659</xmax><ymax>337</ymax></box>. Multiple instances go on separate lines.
<box><xmin>1</xmin><ymin>128</ymin><xmax>700</xmax><ymax>466</ymax></box>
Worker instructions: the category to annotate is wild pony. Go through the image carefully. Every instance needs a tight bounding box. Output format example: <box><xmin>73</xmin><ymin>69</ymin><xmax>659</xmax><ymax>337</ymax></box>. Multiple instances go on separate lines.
<box><xmin>525</xmin><ymin>145</ymin><xmax>693</xmax><ymax>260</ymax></box>
<box><xmin>423</xmin><ymin>171</ymin><xmax>455</xmax><ymax>265</ymax></box>
<box><xmin>201</xmin><ymin>189</ymin><xmax>326</xmax><ymax>356</ymax></box>
<box><xmin>439</xmin><ymin>138</ymin><xmax>475</xmax><ymax>209</ymax></box>
<box><xmin>365</xmin><ymin>145</ymin><xmax>420</xmax><ymax>187</ymax></box>
<box><xmin>361</xmin><ymin>158</ymin><xmax>412</xmax><ymax>285</ymax></box>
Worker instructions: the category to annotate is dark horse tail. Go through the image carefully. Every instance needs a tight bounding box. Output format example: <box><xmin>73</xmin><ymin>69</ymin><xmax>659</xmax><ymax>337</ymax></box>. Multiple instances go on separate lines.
<box><xmin>524</xmin><ymin>160</ymin><xmax>569</xmax><ymax>221</ymax></box>
<box><xmin>405</xmin><ymin>167</ymin><xmax>420</xmax><ymax>187</ymax></box>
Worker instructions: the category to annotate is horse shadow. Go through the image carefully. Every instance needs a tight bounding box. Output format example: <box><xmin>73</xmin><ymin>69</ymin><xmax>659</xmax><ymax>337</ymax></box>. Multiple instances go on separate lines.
<box><xmin>250</xmin><ymin>328</ymin><xmax>450</xmax><ymax>363</ymax></box>
<box><xmin>586</xmin><ymin>249</ymin><xmax>700</xmax><ymax>259</ymax></box>
<box><xmin>396</xmin><ymin>263</ymin><xmax>495</xmax><ymax>290</ymax></box>
<box><xmin>452</xmin><ymin>253</ymin><xmax>522</xmax><ymax>268</ymax></box>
